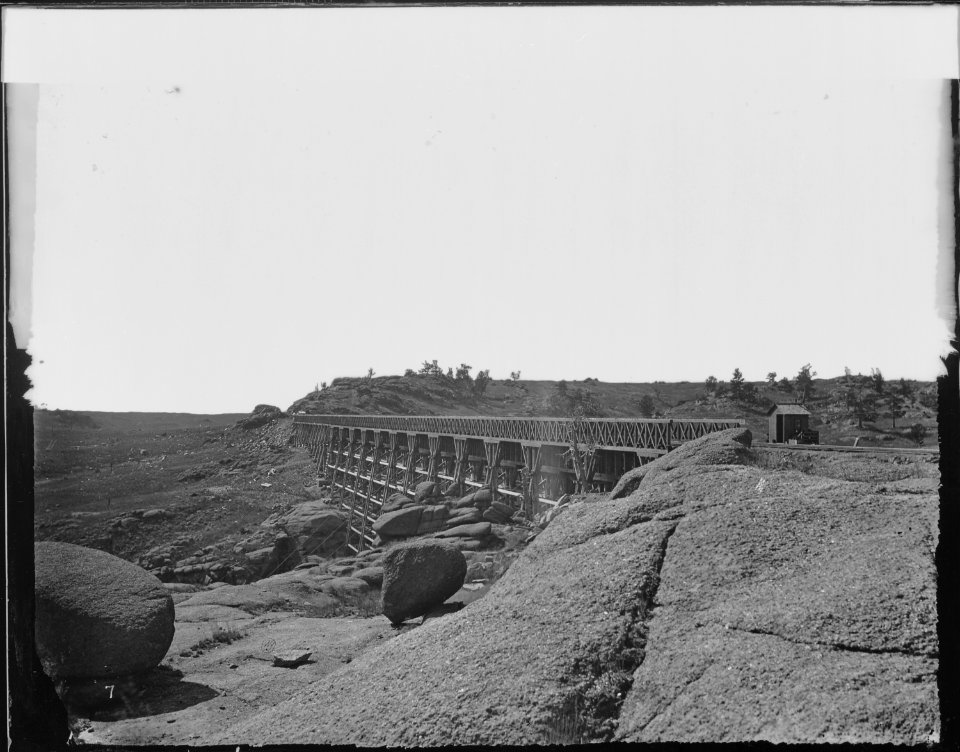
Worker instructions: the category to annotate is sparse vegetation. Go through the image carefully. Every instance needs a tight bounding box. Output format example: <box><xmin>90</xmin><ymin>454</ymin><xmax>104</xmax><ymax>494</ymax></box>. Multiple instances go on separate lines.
<box><xmin>545</xmin><ymin>381</ymin><xmax>603</xmax><ymax>418</ymax></box>
<box><xmin>472</xmin><ymin>369</ymin><xmax>491</xmax><ymax>401</ymax></box>
<box><xmin>730</xmin><ymin>368</ymin><xmax>745</xmax><ymax>400</ymax></box>
<box><xmin>794</xmin><ymin>363</ymin><xmax>817</xmax><ymax>405</ymax></box>
<box><xmin>886</xmin><ymin>390</ymin><xmax>906</xmax><ymax>428</ymax></box>
<box><xmin>184</xmin><ymin>624</ymin><xmax>246</xmax><ymax>655</ymax></box>
<box><xmin>637</xmin><ymin>394</ymin><xmax>656</xmax><ymax>418</ymax></box>
<box><xmin>835</xmin><ymin>369</ymin><xmax>878</xmax><ymax>429</ymax></box>
<box><xmin>419</xmin><ymin>360</ymin><xmax>443</xmax><ymax>377</ymax></box>
<box><xmin>336</xmin><ymin>589</ymin><xmax>383</xmax><ymax>618</ymax></box>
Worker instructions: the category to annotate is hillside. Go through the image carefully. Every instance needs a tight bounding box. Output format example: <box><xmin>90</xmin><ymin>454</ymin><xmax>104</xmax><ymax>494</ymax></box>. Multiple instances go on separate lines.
<box><xmin>33</xmin><ymin>409</ymin><xmax>317</xmax><ymax>575</ymax></box>
<box><xmin>288</xmin><ymin>373</ymin><xmax>939</xmax><ymax>448</ymax></box>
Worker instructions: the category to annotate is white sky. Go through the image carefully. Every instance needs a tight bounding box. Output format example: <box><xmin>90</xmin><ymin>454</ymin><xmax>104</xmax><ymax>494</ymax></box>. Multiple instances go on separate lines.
<box><xmin>5</xmin><ymin>7</ymin><xmax>958</xmax><ymax>413</ymax></box>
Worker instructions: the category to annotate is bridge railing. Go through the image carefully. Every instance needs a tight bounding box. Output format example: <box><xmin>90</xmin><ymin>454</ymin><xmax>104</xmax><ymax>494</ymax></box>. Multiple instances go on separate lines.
<box><xmin>292</xmin><ymin>414</ymin><xmax>745</xmax><ymax>450</ymax></box>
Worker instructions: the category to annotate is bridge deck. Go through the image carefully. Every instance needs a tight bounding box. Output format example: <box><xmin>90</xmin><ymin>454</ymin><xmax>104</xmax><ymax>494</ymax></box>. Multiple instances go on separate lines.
<box><xmin>293</xmin><ymin>414</ymin><xmax>744</xmax><ymax>450</ymax></box>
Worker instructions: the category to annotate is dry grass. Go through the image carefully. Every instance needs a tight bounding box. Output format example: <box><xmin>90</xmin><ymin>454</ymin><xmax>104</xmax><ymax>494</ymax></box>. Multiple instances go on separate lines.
<box><xmin>185</xmin><ymin>623</ymin><xmax>246</xmax><ymax>654</ymax></box>
<box><xmin>336</xmin><ymin>588</ymin><xmax>384</xmax><ymax>618</ymax></box>
<box><xmin>753</xmin><ymin>447</ymin><xmax>936</xmax><ymax>482</ymax></box>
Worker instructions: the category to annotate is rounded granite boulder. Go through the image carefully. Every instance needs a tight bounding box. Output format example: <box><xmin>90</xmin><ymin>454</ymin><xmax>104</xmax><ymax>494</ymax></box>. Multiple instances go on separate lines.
<box><xmin>381</xmin><ymin>540</ymin><xmax>467</xmax><ymax>625</ymax></box>
<box><xmin>35</xmin><ymin>541</ymin><xmax>176</xmax><ymax>680</ymax></box>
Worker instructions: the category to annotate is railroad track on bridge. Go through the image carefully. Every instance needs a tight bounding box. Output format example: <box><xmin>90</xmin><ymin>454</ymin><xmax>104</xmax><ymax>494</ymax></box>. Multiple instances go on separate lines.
<box><xmin>292</xmin><ymin>414</ymin><xmax>745</xmax><ymax>553</ymax></box>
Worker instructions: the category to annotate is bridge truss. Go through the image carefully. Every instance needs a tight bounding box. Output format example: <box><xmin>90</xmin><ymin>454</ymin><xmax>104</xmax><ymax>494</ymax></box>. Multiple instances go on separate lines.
<box><xmin>292</xmin><ymin>414</ymin><xmax>744</xmax><ymax>553</ymax></box>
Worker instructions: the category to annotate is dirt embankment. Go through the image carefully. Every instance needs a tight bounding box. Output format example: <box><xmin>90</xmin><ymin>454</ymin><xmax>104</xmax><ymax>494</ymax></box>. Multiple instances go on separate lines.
<box><xmin>209</xmin><ymin>429</ymin><xmax>938</xmax><ymax>746</ymax></box>
<box><xmin>34</xmin><ymin>411</ymin><xmax>326</xmax><ymax>582</ymax></box>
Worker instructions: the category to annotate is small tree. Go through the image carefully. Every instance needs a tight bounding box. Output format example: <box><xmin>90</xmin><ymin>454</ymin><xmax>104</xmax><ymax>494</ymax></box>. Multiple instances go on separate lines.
<box><xmin>886</xmin><ymin>390</ymin><xmax>906</xmax><ymax>428</ymax></box>
<box><xmin>320</xmin><ymin>381</ymin><xmax>327</xmax><ymax>390</ymax></box>
<box><xmin>704</xmin><ymin>375</ymin><xmax>718</xmax><ymax>394</ymax></box>
<box><xmin>777</xmin><ymin>376</ymin><xmax>793</xmax><ymax>393</ymax></box>
<box><xmin>638</xmin><ymin>394</ymin><xmax>656</xmax><ymax>418</ymax></box>
<box><xmin>909</xmin><ymin>423</ymin><xmax>927</xmax><ymax>447</ymax></box>
<box><xmin>366</xmin><ymin>367</ymin><xmax>375</xmax><ymax>381</ymax></box>
<box><xmin>794</xmin><ymin>364</ymin><xmax>817</xmax><ymax>405</ymax></box>
<box><xmin>870</xmin><ymin>368</ymin><xmax>884</xmax><ymax>395</ymax></box>
<box><xmin>840</xmin><ymin>373</ymin><xmax>878</xmax><ymax>429</ymax></box>
<box><xmin>455</xmin><ymin>364</ymin><xmax>473</xmax><ymax>381</ymax></box>
<box><xmin>473</xmin><ymin>369</ymin><xmax>491</xmax><ymax>400</ymax></box>
<box><xmin>404</xmin><ymin>369</ymin><xmax>415</xmax><ymax>377</ymax></box>
<box><xmin>898</xmin><ymin>378</ymin><xmax>914</xmax><ymax>399</ymax></box>
<box><xmin>510</xmin><ymin>370</ymin><xmax>521</xmax><ymax>381</ymax></box>
<box><xmin>730</xmin><ymin>368</ymin><xmax>745</xmax><ymax>400</ymax></box>
<box><xmin>419</xmin><ymin>359</ymin><xmax>443</xmax><ymax>377</ymax></box>
<box><xmin>766</xmin><ymin>372</ymin><xmax>777</xmax><ymax>387</ymax></box>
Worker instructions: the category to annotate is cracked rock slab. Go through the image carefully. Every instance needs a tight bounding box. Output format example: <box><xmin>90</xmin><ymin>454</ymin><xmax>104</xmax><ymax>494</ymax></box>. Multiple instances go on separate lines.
<box><xmin>616</xmin><ymin>469</ymin><xmax>938</xmax><ymax>744</ymax></box>
<box><xmin>214</xmin><ymin>518</ymin><xmax>678</xmax><ymax>746</ymax></box>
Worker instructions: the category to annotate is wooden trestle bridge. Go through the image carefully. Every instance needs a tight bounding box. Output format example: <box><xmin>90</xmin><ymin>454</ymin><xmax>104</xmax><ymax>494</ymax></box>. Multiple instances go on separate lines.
<box><xmin>292</xmin><ymin>414</ymin><xmax>745</xmax><ymax>553</ymax></box>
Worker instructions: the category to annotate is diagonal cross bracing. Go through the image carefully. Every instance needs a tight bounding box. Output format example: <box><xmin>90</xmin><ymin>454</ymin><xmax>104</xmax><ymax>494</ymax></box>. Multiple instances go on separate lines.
<box><xmin>294</xmin><ymin>415</ymin><xmax>744</xmax><ymax>553</ymax></box>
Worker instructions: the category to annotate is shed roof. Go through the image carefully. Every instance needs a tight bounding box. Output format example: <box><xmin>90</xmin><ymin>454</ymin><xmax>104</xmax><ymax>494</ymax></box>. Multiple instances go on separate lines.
<box><xmin>766</xmin><ymin>403</ymin><xmax>811</xmax><ymax>416</ymax></box>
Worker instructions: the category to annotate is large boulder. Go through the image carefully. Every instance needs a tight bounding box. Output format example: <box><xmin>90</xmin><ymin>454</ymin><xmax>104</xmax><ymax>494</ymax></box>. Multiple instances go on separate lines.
<box><xmin>483</xmin><ymin>501</ymin><xmax>515</xmax><ymax>525</ymax></box>
<box><xmin>34</xmin><ymin>542</ymin><xmax>175</xmax><ymax>680</ymax></box>
<box><xmin>610</xmin><ymin>427</ymin><xmax>754</xmax><ymax>499</ymax></box>
<box><xmin>445</xmin><ymin>508</ymin><xmax>483</xmax><ymax>528</ymax></box>
<box><xmin>381</xmin><ymin>492</ymin><xmax>415</xmax><ymax>515</ymax></box>
<box><xmin>452</xmin><ymin>488</ymin><xmax>493</xmax><ymax>510</ymax></box>
<box><xmin>380</xmin><ymin>541</ymin><xmax>467</xmax><ymax>625</ymax></box>
<box><xmin>259</xmin><ymin>533</ymin><xmax>302</xmax><ymax>579</ymax></box>
<box><xmin>372</xmin><ymin>506</ymin><xmax>424</xmax><ymax>538</ymax></box>
<box><xmin>278</xmin><ymin>502</ymin><xmax>348</xmax><ymax>556</ymax></box>
<box><xmin>434</xmin><ymin>522</ymin><xmax>492</xmax><ymax>539</ymax></box>
<box><xmin>414</xmin><ymin>481</ymin><xmax>441</xmax><ymax>503</ymax></box>
<box><xmin>416</xmin><ymin>504</ymin><xmax>451</xmax><ymax>535</ymax></box>
<box><xmin>353</xmin><ymin>566</ymin><xmax>385</xmax><ymax>588</ymax></box>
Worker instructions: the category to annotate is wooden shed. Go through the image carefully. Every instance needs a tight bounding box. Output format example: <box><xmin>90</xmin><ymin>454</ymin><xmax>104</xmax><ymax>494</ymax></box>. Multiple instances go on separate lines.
<box><xmin>767</xmin><ymin>403</ymin><xmax>811</xmax><ymax>443</ymax></box>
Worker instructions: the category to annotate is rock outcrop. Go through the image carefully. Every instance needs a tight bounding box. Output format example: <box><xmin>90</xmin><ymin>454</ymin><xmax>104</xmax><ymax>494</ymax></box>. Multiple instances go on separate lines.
<box><xmin>372</xmin><ymin>506</ymin><xmax>425</xmax><ymax>538</ymax></box>
<box><xmin>381</xmin><ymin>492</ymin><xmax>415</xmax><ymax>514</ymax></box>
<box><xmin>35</xmin><ymin>542</ymin><xmax>176</xmax><ymax>680</ymax></box>
<box><xmin>609</xmin><ymin>426</ymin><xmax>754</xmax><ymax>499</ymax></box>
<box><xmin>277</xmin><ymin>502</ymin><xmax>349</xmax><ymax>556</ymax></box>
<box><xmin>380</xmin><ymin>540</ymin><xmax>467</xmax><ymax>625</ymax></box>
<box><xmin>259</xmin><ymin>533</ymin><xmax>302</xmax><ymax>579</ymax></box>
<box><xmin>414</xmin><ymin>481</ymin><xmax>441</xmax><ymax>503</ymax></box>
<box><xmin>237</xmin><ymin>404</ymin><xmax>284</xmax><ymax>430</ymax></box>
<box><xmin>217</xmin><ymin>427</ymin><xmax>938</xmax><ymax>746</ymax></box>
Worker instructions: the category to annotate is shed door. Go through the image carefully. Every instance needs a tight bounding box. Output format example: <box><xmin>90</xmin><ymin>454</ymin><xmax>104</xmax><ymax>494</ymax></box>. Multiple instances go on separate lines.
<box><xmin>776</xmin><ymin>414</ymin><xmax>783</xmax><ymax>442</ymax></box>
